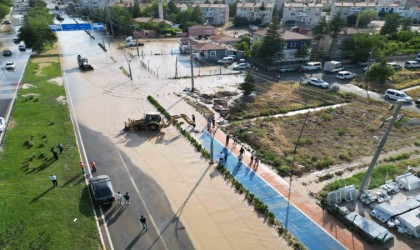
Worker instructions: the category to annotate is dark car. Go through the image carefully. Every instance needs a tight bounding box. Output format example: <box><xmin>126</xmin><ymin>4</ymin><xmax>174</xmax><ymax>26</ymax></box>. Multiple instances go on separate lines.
<box><xmin>90</xmin><ymin>175</ymin><xmax>116</xmax><ymax>205</ymax></box>
<box><xmin>56</xmin><ymin>15</ymin><xmax>64</xmax><ymax>21</ymax></box>
<box><xmin>13</xmin><ymin>38</ymin><xmax>20</xmax><ymax>44</ymax></box>
<box><xmin>3</xmin><ymin>49</ymin><xmax>12</xmax><ymax>56</ymax></box>
<box><xmin>415</xmin><ymin>99</ymin><xmax>420</xmax><ymax>106</ymax></box>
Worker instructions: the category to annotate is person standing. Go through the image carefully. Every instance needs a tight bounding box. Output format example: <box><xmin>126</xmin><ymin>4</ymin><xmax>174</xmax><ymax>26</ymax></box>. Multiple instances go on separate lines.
<box><xmin>140</xmin><ymin>215</ymin><xmax>148</xmax><ymax>230</ymax></box>
<box><xmin>90</xmin><ymin>161</ymin><xmax>97</xmax><ymax>173</ymax></box>
<box><xmin>250</xmin><ymin>154</ymin><xmax>254</xmax><ymax>165</ymax></box>
<box><xmin>225</xmin><ymin>134</ymin><xmax>230</xmax><ymax>146</ymax></box>
<box><xmin>218</xmin><ymin>151</ymin><xmax>225</xmax><ymax>164</ymax></box>
<box><xmin>254</xmin><ymin>156</ymin><xmax>259</xmax><ymax>168</ymax></box>
<box><xmin>207</xmin><ymin>120</ymin><xmax>211</xmax><ymax>132</ymax></box>
<box><xmin>124</xmin><ymin>192</ymin><xmax>130</xmax><ymax>205</ymax></box>
<box><xmin>57</xmin><ymin>143</ymin><xmax>64</xmax><ymax>153</ymax></box>
<box><xmin>238</xmin><ymin>154</ymin><xmax>243</xmax><ymax>163</ymax></box>
<box><xmin>191</xmin><ymin>114</ymin><xmax>195</xmax><ymax>123</ymax></box>
<box><xmin>52</xmin><ymin>151</ymin><xmax>59</xmax><ymax>160</ymax></box>
<box><xmin>211</xmin><ymin>117</ymin><xmax>215</xmax><ymax>128</ymax></box>
<box><xmin>116</xmin><ymin>192</ymin><xmax>123</xmax><ymax>205</ymax></box>
<box><xmin>50</xmin><ymin>175</ymin><xmax>58</xmax><ymax>187</ymax></box>
<box><xmin>80</xmin><ymin>161</ymin><xmax>85</xmax><ymax>174</ymax></box>
<box><xmin>239</xmin><ymin>147</ymin><xmax>245</xmax><ymax>156</ymax></box>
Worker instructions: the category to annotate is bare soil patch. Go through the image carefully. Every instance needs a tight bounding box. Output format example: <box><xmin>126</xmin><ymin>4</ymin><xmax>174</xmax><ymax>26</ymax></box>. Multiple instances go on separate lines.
<box><xmin>224</xmin><ymin>98</ymin><xmax>420</xmax><ymax>175</ymax></box>
<box><xmin>21</xmin><ymin>83</ymin><xmax>36</xmax><ymax>89</ymax></box>
<box><xmin>56</xmin><ymin>96</ymin><xmax>67</xmax><ymax>105</ymax></box>
<box><xmin>354</xmin><ymin>70</ymin><xmax>420</xmax><ymax>92</ymax></box>
<box><xmin>48</xmin><ymin>77</ymin><xmax>63</xmax><ymax>86</ymax></box>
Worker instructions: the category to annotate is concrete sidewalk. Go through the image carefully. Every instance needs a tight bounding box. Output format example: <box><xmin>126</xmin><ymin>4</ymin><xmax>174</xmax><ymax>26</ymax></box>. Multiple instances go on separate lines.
<box><xmin>156</xmin><ymin>93</ymin><xmax>372</xmax><ymax>250</ymax></box>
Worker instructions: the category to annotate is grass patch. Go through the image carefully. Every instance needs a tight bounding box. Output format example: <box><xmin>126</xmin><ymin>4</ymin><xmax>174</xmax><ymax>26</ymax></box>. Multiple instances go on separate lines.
<box><xmin>322</xmin><ymin>159</ymin><xmax>420</xmax><ymax>193</ymax></box>
<box><xmin>0</xmin><ymin>55</ymin><xmax>98</xmax><ymax>248</ymax></box>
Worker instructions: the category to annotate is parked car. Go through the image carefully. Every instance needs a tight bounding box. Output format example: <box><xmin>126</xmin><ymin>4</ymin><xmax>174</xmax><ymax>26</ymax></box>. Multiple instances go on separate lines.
<box><xmin>336</xmin><ymin>71</ymin><xmax>356</xmax><ymax>80</ymax></box>
<box><xmin>233</xmin><ymin>62</ymin><xmax>249</xmax><ymax>70</ymax></box>
<box><xmin>363</xmin><ymin>66</ymin><xmax>370</xmax><ymax>72</ymax></box>
<box><xmin>18</xmin><ymin>43</ymin><xmax>26</xmax><ymax>51</ymax></box>
<box><xmin>278</xmin><ymin>66</ymin><xmax>296</xmax><ymax>72</ymax></box>
<box><xmin>301</xmin><ymin>62</ymin><xmax>322</xmax><ymax>71</ymax></box>
<box><xmin>90</xmin><ymin>175</ymin><xmax>116</xmax><ymax>205</ymax></box>
<box><xmin>56</xmin><ymin>15</ymin><xmax>64</xmax><ymax>21</ymax></box>
<box><xmin>384</xmin><ymin>89</ymin><xmax>412</xmax><ymax>103</ymax></box>
<box><xmin>5</xmin><ymin>62</ymin><xmax>16</xmax><ymax>70</ymax></box>
<box><xmin>217</xmin><ymin>56</ymin><xmax>234</xmax><ymax>65</ymax></box>
<box><xmin>324</xmin><ymin>61</ymin><xmax>344</xmax><ymax>73</ymax></box>
<box><xmin>13</xmin><ymin>38</ymin><xmax>20</xmax><ymax>44</ymax></box>
<box><xmin>405</xmin><ymin>61</ymin><xmax>420</xmax><ymax>69</ymax></box>
<box><xmin>387</xmin><ymin>62</ymin><xmax>402</xmax><ymax>70</ymax></box>
<box><xmin>306</xmin><ymin>78</ymin><xmax>329</xmax><ymax>88</ymax></box>
<box><xmin>415</xmin><ymin>99</ymin><xmax>420</xmax><ymax>106</ymax></box>
<box><xmin>416</xmin><ymin>52</ymin><xmax>420</xmax><ymax>61</ymax></box>
<box><xmin>358</xmin><ymin>59</ymin><xmax>375</xmax><ymax>67</ymax></box>
<box><xmin>3</xmin><ymin>49</ymin><xmax>12</xmax><ymax>56</ymax></box>
<box><xmin>2</xmin><ymin>19</ymin><xmax>11</xmax><ymax>25</ymax></box>
<box><xmin>0</xmin><ymin>117</ymin><xmax>5</xmax><ymax>133</ymax></box>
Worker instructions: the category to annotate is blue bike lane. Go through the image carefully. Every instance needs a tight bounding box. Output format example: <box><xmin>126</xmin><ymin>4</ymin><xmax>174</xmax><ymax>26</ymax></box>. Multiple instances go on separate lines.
<box><xmin>199</xmin><ymin>132</ymin><xmax>346</xmax><ymax>250</ymax></box>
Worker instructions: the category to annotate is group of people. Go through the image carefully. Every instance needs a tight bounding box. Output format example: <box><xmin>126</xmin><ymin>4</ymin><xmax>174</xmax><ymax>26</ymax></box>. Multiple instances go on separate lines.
<box><xmin>273</xmin><ymin>72</ymin><xmax>281</xmax><ymax>80</ymax></box>
<box><xmin>50</xmin><ymin>143</ymin><xmax>64</xmax><ymax>160</ymax></box>
<box><xmin>80</xmin><ymin>161</ymin><xmax>97</xmax><ymax>175</ymax></box>
<box><xmin>115</xmin><ymin>192</ymin><xmax>148</xmax><ymax>230</ymax></box>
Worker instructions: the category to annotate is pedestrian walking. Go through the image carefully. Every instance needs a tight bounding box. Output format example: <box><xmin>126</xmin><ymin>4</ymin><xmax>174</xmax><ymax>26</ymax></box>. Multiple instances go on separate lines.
<box><xmin>124</xmin><ymin>192</ymin><xmax>130</xmax><ymax>205</ymax></box>
<box><xmin>80</xmin><ymin>161</ymin><xmax>85</xmax><ymax>174</ymax></box>
<box><xmin>225</xmin><ymin>134</ymin><xmax>230</xmax><ymax>146</ymax></box>
<box><xmin>218</xmin><ymin>151</ymin><xmax>225</xmax><ymax>164</ymax></box>
<box><xmin>52</xmin><ymin>151</ymin><xmax>59</xmax><ymax>160</ymax></box>
<box><xmin>211</xmin><ymin>117</ymin><xmax>215</xmax><ymax>128</ymax></box>
<box><xmin>116</xmin><ymin>191</ymin><xmax>123</xmax><ymax>205</ymax></box>
<box><xmin>207</xmin><ymin>121</ymin><xmax>211</xmax><ymax>132</ymax></box>
<box><xmin>254</xmin><ymin>156</ymin><xmax>259</xmax><ymax>168</ymax></box>
<box><xmin>90</xmin><ymin>161</ymin><xmax>97</xmax><ymax>173</ymax></box>
<box><xmin>250</xmin><ymin>154</ymin><xmax>254</xmax><ymax>164</ymax></box>
<box><xmin>239</xmin><ymin>147</ymin><xmax>245</xmax><ymax>156</ymax></box>
<box><xmin>50</xmin><ymin>175</ymin><xmax>58</xmax><ymax>187</ymax></box>
<box><xmin>238</xmin><ymin>154</ymin><xmax>243</xmax><ymax>162</ymax></box>
<box><xmin>57</xmin><ymin>143</ymin><xmax>64</xmax><ymax>153</ymax></box>
<box><xmin>140</xmin><ymin>215</ymin><xmax>148</xmax><ymax>230</ymax></box>
<box><xmin>232</xmin><ymin>137</ymin><xmax>237</xmax><ymax>146</ymax></box>
<box><xmin>51</xmin><ymin>147</ymin><xmax>56</xmax><ymax>153</ymax></box>
<box><xmin>191</xmin><ymin>114</ymin><xmax>195</xmax><ymax>123</ymax></box>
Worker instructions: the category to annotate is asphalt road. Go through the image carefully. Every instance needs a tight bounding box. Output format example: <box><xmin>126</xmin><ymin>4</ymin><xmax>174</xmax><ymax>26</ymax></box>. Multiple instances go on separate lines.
<box><xmin>56</xmin><ymin>15</ymin><xmax>193</xmax><ymax>250</ymax></box>
<box><xmin>0</xmin><ymin>12</ymin><xmax>31</xmax><ymax>143</ymax></box>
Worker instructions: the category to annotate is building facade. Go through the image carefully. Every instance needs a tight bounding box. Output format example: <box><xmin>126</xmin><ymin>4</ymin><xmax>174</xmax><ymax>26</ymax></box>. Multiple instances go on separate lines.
<box><xmin>282</xmin><ymin>3</ymin><xmax>324</xmax><ymax>27</ymax></box>
<box><xmin>331</xmin><ymin>2</ymin><xmax>406</xmax><ymax>19</ymax></box>
<box><xmin>192</xmin><ymin>4</ymin><xmax>229</xmax><ymax>26</ymax></box>
<box><xmin>188</xmin><ymin>25</ymin><xmax>216</xmax><ymax>37</ymax></box>
<box><xmin>236</xmin><ymin>2</ymin><xmax>275</xmax><ymax>25</ymax></box>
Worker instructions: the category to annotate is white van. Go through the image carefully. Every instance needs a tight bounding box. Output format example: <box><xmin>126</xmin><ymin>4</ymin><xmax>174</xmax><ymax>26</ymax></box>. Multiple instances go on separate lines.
<box><xmin>301</xmin><ymin>62</ymin><xmax>322</xmax><ymax>71</ymax></box>
<box><xmin>384</xmin><ymin>89</ymin><xmax>412</xmax><ymax>103</ymax></box>
<box><xmin>324</xmin><ymin>61</ymin><xmax>344</xmax><ymax>73</ymax></box>
<box><xmin>217</xmin><ymin>56</ymin><xmax>235</xmax><ymax>65</ymax></box>
<box><xmin>405</xmin><ymin>61</ymin><xmax>420</xmax><ymax>69</ymax></box>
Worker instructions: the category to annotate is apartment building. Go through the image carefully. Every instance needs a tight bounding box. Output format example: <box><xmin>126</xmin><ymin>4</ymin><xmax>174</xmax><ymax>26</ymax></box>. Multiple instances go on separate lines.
<box><xmin>192</xmin><ymin>4</ymin><xmax>229</xmax><ymax>26</ymax></box>
<box><xmin>282</xmin><ymin>3</ymin><xmax>324</xmax><ymax>27</ymax></box>
<box><xmin>236</xmin><ymin>2</ymin><xmax>275</xmax><ymax>25</ymax></box>
<box><xmin>331</xmin><ymin>2</ymin><xmax>406</xmax><ymax>19</ymax></box>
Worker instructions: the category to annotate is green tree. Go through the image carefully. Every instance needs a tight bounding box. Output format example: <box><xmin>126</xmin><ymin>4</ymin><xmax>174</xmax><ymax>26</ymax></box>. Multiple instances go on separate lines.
<box><xmin>341</xmin><ymin>33</ymin><xmax>387</xmax><ymax>62</ymax></box>
<box><xmin>250</xmin><ymin>39</ymin><xmax>262</xmax><ymax>58</ymax></box>
<box><xmin>0</xmin><ymin>3</ymin><xmax>9</xmax><ymax>19</ymax></box>
<box><xmin>167</xmin><ymin>0</ymin><xmax>178</xmax><ymax>14</ymax></box>
<box><xmin>132</xmin><ymin>0</ymin><xmax>141</xmax><ymax>18</ymax></box>
<box><xmin>347</xmin><ymin>15</ymin><xmax>357</xmax><ymax>27</ymax></box>
<box><xmin>367</xmin><ymin>61</ymin><xmax>394</xmax><ymax>83</ymax></box>
<box><xmin>234</xmin><ymin>36</ymin><xmax>251</xmax><ymax>58</ymax></box>
<box><xmin>356</xmin><ymin>10</ymin><xmax>377</xmax><ymax>28</ymax></box>
<box><xmin>295</xmin><ymin>44</ymin><xmax>310</xmax><ymax>58</ymax></box>
<box><xmin>380</xmin><ymin>13</ymin><xmax>401</xmax><ymax>36</ymax></box>
<box><xmin>109</xmin><ymin>6</ymin><xmax>133</xmax><ymax>36</ymax></box>
<box><xmin>18</xmin><ymin>6</ymin><xmax>57</xmax><ymax>52</ymax></box>
<box><xmin>258</xmin><ymin>16</ymin><xmax>284</xmax><ymax>64</ymax></box>
<box><xmin>327</xmin><ymin>13</ymin><xmax>346</xmax><ymax>57</ymax></box>
<box><xmin>311</xmin><ymin>18</ymin><xmax>328</xmax><ymax>50</ymax></box>
<box><xmin>240</xmin><ymin>72</ymin><xmax>256</xmax><ymax>96</ymax></box>
<box><xmin>229</xmin><ymin>2</ymin><xmax>237</xmax><ymax>17</ymax></box>
<box><xmin>401</xmin><ymin>18</ymin><xmax>413</xmax><ymax>31</ymax></box>
<box><xmin>191</xmin><ymin>6</ymin><xmax>203</xmax><ymax>24</ymax></box>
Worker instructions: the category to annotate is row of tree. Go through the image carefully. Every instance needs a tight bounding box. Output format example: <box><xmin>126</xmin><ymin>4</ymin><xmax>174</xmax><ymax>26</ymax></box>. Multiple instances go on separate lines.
<box><xmin>0</xmin><ymin>0</ymin><xmax>11</xmax><ymax>20</ymax></box>
<box><xmin>18</xmin><ymin>0</ymin><xmax>57</xmax><ymax>52</ymax></box>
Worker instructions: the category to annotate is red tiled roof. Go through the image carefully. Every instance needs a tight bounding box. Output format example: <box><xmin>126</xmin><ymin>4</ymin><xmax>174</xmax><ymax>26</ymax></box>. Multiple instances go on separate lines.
<box><xmin>188</xmin><ymin>24</ymin><xmax>216</xmax><ymax>30</ymax></box>
<box><xmin>193</xmin><ymin>43</ymin><xmax>226</xmax><ymax>51</ymax></box>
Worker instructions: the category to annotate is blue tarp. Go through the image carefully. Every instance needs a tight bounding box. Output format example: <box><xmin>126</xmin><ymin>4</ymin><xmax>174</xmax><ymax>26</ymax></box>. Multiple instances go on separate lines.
<box><xmin>199</xmin><ymin>133</ymin><xmax>345</xmax><ymax>250</ymax></box>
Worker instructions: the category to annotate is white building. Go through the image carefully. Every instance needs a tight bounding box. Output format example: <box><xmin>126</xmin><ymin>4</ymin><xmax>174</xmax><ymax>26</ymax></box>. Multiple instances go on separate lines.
<box><xmin>405</xmin><ymin>6</ymin><xmax>420</xmax><ymax>22</ymax></box>
<box><xmin>282</xmin><ymin>3</ymin><xmax>325</xmax><ymax>27</ymax></box>
<box><xmin>192</xmin><ymin>4</ymin><xmax>230</xmax><ymax>26</ymax></box>
<box><xmin>397</xmin><ymin>208</ymin><xmax>420</xmax><ymax>238</ymax></box>
<box><xmin>79</xmin><ymin>0</ymin><xmax>119</xmax><ymax>9</ymax></box>
<box><xmin>331</xmin><ymin>2</ymin><xmax>407</xmax><ymax>19</ymax></box>
<box><xmin>236</xmin><ymin>2</ymin><xmax>275</xmax><ymax>25</ymax></box>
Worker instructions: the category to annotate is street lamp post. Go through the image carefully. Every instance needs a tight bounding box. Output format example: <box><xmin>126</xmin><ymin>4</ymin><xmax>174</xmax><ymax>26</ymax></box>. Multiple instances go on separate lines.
<box><xmin>210</xmin><ymin>126</ymin><xmax>220</xmax><ymax>165</ymax></box>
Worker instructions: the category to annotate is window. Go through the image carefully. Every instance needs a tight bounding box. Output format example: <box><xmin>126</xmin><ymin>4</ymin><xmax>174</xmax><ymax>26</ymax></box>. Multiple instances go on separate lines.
<box><xmin>290</xmin><ymin>42</ymin><xmax>297</xmax><ymax>48</ymax></box>
<box><xmin>210</xmin><ymin>51</ymin><xmax>216</xmax><ymax>56</ymax></box>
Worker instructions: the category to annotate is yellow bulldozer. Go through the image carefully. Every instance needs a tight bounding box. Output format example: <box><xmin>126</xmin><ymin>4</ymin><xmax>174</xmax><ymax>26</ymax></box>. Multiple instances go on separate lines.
<box><xmin>123</xmin><ymin>112</ymin><xmax>195</xmax><ymax>131</ymax></box>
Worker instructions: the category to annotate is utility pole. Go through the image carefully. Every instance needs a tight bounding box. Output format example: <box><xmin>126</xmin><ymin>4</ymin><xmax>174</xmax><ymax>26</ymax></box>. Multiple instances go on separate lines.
<box><xmin>364</xmin><ymin>50</ymin><xmax>374</xmax><ymax>99</ymax></box>
<box><xmin>189</xmin><ymin>42</ymin><xmax>195</xmax><ymax>92</ymax></box>
<box><xmin>106</xmin><ymin>0</ymin><xmax>115</xmax><ymax>39</ymax></box>
<box><xmin>175</xmin><ymin>57</ymin><xmax>178</xmax><ymax>79</ymax></box>
<box><xmin>285</xmin><ymin>111</ymin><xmax>309</xmax><ymax>229</ymax></box>
<box><xmin>359</xmin><ymin>101</ymin><xmax>404</xmax><ymax>194</ymax></box>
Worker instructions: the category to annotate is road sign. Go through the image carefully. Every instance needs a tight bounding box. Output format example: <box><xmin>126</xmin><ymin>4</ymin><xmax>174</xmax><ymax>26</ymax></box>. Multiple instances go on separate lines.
<box><xmin>48</xmin><ymin>23</ymin><xmax>105</xmax><ymax>32</ymax></box>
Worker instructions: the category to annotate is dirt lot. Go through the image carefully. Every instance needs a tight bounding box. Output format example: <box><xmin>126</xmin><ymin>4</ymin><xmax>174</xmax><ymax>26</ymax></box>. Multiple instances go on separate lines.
<box><xmin>209</xmin><ymin>82</ymin><xmax>420</xmax><ymax>175</ymax></box>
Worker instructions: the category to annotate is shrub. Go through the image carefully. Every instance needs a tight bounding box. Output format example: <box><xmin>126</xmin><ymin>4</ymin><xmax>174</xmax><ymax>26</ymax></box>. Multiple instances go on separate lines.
<box><xmin>315</xmin><ymin>157</ymin><xmax>334</xmax><ymax>170</ymax></box>
<box><xmin>318</xmin><ymin>173</ymin><xmax>334</xmax><ymax>181</ymax></box>
<box><xmin>335</xmin><ymin>171</ymin><xmax>344</xmax><ymax>176</ymax></box>
<box><xmin>384</xmin><ymin>153</ymin><xmax>410</xmax><ymax>162</ymax></box>
<box><xmin>338</xmin><ymin>152</ymin><xmax>352</xmax><ymax>162</ymax></box>
<box><xmin>337</xmin><ymin>128</ymin><xmax>346</xmax><ymax>136</ymax></box>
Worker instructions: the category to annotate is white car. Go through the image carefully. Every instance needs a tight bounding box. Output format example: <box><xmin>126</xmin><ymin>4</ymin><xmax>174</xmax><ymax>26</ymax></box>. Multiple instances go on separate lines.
<box><xmin>301</xmin><ymin>62</ymin><xmax>322</xmax><ymax>71</ymax></box>
<box><xmin>336</xmin><ymin>71</ymin><xmax>356</xmax><ymax>80</ymax></box>
<box><xmin>307</xmin><ymin>78</ymin><xmax>329</xmax><ymax>88</ymax></box>
<box><xmin>0</xmin><ymin>117</ymin><xmax>5</xmax><ymax>132</ymax></box>
<box><xmin>5</xmin><ymin>62</ymin><xmax>16</xmax><ymax>70</ymax></box>
<box><xmin>233</xmin><ymin>62</ymin><xmax>249</xmax><ymax>70</ymax></box>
